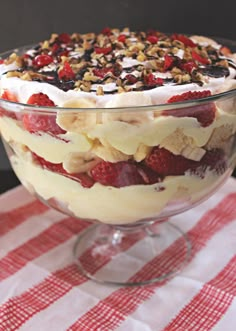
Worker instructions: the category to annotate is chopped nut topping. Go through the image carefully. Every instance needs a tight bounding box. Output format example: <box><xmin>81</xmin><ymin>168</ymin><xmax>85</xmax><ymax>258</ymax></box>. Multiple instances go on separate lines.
<box><xmin>1</xmin><ymin>29</ymin><xmax>232</xmax><ymax>94</ymax></box>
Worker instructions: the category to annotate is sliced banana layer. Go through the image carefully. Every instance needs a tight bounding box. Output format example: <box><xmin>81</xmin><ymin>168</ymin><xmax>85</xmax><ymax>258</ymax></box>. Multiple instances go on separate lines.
<box><xmin>63</xmin><ymin>151</ymin><xmax>100</xmax><ymax>173</ymax></box>
<box><xmin>57</xmin><ymin>98</ymin><xmax>97</xmax><ymax>133</ymax></box>
<box><xmin>92</xmin><ymin>141</ymin><xmax>130</xmax><ymax>162</ymax></box>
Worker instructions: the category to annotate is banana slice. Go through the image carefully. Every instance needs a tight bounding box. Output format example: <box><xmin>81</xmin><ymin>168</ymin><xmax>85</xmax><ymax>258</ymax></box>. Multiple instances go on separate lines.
<box><xmin>134</xmin><ymin>144</ymin><xmax>152</xmax><ymax>162</ymax></box>
<box><xmin>56</xmin><ymin>98</ymin><xmax>97</xmax><ymax>133</ymax></box>
<box><xmin>160</xmin><ymin>129</ymin><xmax>195</xmax><ymax>155</ymax></box>
<box><xmin>181</xmin><ymin>146</ymin><xmax>206</xmax><ymax>161</ymax></box>
<box><xmin>63</xmin><ymin>151</ymin><xmax>100</xmax><ymax>174</ymax></box>
<box><xmin>103</xmin><ymin>92</ymin><xmax>154</xmax><ymax>124</ymax></box>
<box><xmin>92</xmin><ymin>141</ymin><xmax>130</xmax><ymax>162</ymax></box>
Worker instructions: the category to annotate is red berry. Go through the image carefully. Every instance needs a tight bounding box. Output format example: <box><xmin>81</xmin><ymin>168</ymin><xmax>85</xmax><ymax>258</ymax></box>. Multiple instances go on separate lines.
<box><xmin>180</xmin><ymin>61</ymin><xmax>197</xmax><ymax>73</ymax></box>
<box><xmin>172</xmin><ymin>34</ymin><xmax>196</xmax><ymax>47</ymax></box>
<box><xmin>201</xmin><ymin>149</ymin><xmax>226</xmax><ymax>174</ymax></box>
<box><xmin>27</xmin><ymin>93</ymin><xmax>56</xmax><ymax>106</ymax></box>
<box><xmin>101</xmin><ymin>27</ymin><xmax>112</xmax><ymax>36</ymax></box>
<box><xmin>144</xmin><ymin>73</ymin><xmax>163</xmax><ymax>87</ymax></box>
<box><xmin>118</xmin><ymin>34</ymin><xmax>126</xmax><ymax>43</ymax></box>
<box><xmin>1</xmin><ymin>90</ymin><xmax>18</xmax><ymax>102</ymax></box>
<box><xmin>165</xmin><ymin>91</ymin><xmax>216</xmax><ymax>127</ymax></box>
<box><xmin>138</xmin><ymin>165</ymin><xmax>163</xmax><ymax>184</ymax></box>
<box><xmin>58</xmin><ymin>33</ymin><xmax>71</xmax><ymax>44</ymax></box>
<box><xmin>93</xmin><ymin>67</ymin><xmax>114</xmax><ymax>78</ymax></box>
<box><xmin>145</xmin><ymin>147</ymin><xmax>198</xmax><ymax>176</ymax></box>
<box><xmin>51</xmin><ymin>43</ymin><xmax>60</xmax><ymax>55</ymax></box>
<box><xmin>125</xmin><ymin>74</ymin><xmax>138</xmax><ymax>84</ymax></box>
<box><xmin>0</xmin><ymin>91</ymin><xmax>18</xmax><ymax>119</ymax></box>
<box><xmin>163</xmin><ymin>54</ymin><xmax>174</xmax><ymax>71</ymax></box>
<box><xmin>90</xmin><ymin>161</ymin><xmax>145</xmax><ymax>188</ymax></box>
<box><xmin>167</xmin><ymin>90</ymin><xmax>212</xmax><ymax>103</ymax></box>
<box><xmin>33</xmin><ymin>54</ymin><xmax>54</xmax><ymax>68</ymax></box>
<box><xmin>147</xmin><ymin>35</ymin><xmax>159</xmax><ymax>44</ymax></box>
<box><xmin>94</xmin><ymin>46</ymin><xmax>112</xmax><ymax>55</ymax></box>
<box><xmin>192</xmin><ymin>51</ymin><xmax>210</xmax><ymax>65</ymax></box>
<box><xmin>0</xmin><ymin>59</ymin><xmax>4</xmax><ymax>64</ymax></box>
<box><xmin>58</xmin><ymin>61</ymin><xmax>75</xmax><ymax>80</ymax></box>
<box><xmin>23</xmin><ymin>93</ymin><xmax>65</xmax><ymax>135</ymax></box>
<box><xmin>220</xmin><ymin>46</ymin><xmax>231</xmax><ymax>56</ymax></box>
<box><xmin>33</xmin><ymin>153</ymin><xmax>94</xmax><ymax>188</ymax></box>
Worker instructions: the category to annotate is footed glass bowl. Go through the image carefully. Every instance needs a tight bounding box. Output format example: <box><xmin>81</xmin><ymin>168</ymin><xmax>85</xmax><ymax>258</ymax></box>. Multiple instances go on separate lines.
<box><xmin>0</xmin><ymin>41</ymin><xmax>236</xmax><ymax>286</ymax></box>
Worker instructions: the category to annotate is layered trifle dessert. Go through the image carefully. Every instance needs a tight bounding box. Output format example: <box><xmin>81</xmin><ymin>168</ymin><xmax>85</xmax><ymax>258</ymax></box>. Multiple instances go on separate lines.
<box><xmin>0</xmin><ymin>28</ymin><xmax>236</xmax><ymax>224</ymax></box>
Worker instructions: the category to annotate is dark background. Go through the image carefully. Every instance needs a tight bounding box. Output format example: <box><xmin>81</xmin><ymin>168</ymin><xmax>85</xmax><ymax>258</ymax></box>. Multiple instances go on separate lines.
<box><xmin>0</xmin><ymin>0</ymin><xmax>236</xmax><ymax>192</ymax></box>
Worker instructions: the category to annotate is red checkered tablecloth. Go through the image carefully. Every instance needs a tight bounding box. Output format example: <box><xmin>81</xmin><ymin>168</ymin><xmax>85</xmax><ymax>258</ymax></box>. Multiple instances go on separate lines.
<box><xmin>0</xmin><ymin>178</ymin><xmax>235</xmax><ymax>331</ymax></box>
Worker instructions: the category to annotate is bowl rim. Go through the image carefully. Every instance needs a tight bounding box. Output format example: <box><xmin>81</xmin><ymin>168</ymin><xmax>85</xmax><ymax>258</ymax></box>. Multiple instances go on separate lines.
<box><xmin>0</xmin><ymin>37</ymin><xmax>236</xmax><ymax>114</ymax></box>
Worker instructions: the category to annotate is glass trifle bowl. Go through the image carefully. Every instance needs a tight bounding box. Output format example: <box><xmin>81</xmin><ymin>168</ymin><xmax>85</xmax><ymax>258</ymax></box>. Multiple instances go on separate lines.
<box><xmin>0</xmin><ymin>29</ymin><xmax>236</xmax><ymax>286</ymax></box>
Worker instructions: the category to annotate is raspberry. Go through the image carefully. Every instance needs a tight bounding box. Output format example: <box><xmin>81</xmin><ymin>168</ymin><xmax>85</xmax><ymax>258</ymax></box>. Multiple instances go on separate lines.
<box><xmin>167</xmin><ymin>90</ymin><xmax>212</xmax><ymax>103</ymax></box>
<box><xmin>33</xmin><ymin>54</ymin><xmax>53</xmax><ymax>68</ymax></box>
<box><xmin>145</xmin><ymin>147</ymin><xmax>199</xmax><ymax>176</ymax></box>
<box><xmin>117</xmin><ymin>34</ymin><xmax>126</xmax><ymax>43</ymax></box>
<box><xmin>94</xmin><ymin>46</ymin><xmax>112</xmax><ymax>55</ymax></box>
<box><xmin>163</xmin><ymin>54</ymin><xmax>174</xmax><ymax>71</ymax></box>
<box><xmin>180</xmin><ymin>61</ymin><xmax>197</xmax><ymax>73</ymax></box>
<box><xmin>147</xmin><ymin>35</ymin><xmax>158</xmax><ymax>44</ymax></box>
<box><xmin>192</xmin><ymin>51</ymin><xmax>210</xmax><ymax>65</ymax></box>
<box><xmin>125</xmin><ymin>74</ymin><xmax>138</xmax><ymax>84</ymax></box>
<box><xmin>93</xmin><ymin>67</ymin><xmax>114</xmax><ymax>78</ymax></box>
<box><xmin>144</xmin><ymin>73</ymin><xmax>163</xmax><ymax>87</ymax></box>
<box><xmin>0</xmin><ymin>59</ymin><xmax>4</xmax><ymax>64</ymax></box>
<box><xmin>58</xmin><ymin>61</ymin><xmax>75</xmax><ymax>81</ymax></box>
<box><xmin>23</xmin><ymin>93</ymin><xmax>65</xmax><ymax>135</ymax></box>
<box><xmin>33</xmin><ymin>153</ymin><xmax>94</xmax><ymax>188</ymax></box>
<box><xmin>172</xmin><ymin>34</ymin><xmax>196</xmax><ymax>47</ymax></box>
<box><xmin>165</xmin><ymin>91</ymin><xmax>216</xmax><ymax>127</ymax></box>
<box><xmin>90</xmin><ymin>161</ymin><xmax>145</xmax><ymax>188</ymax></box>
<box><xmin>58</xmin><ymin>33</ymin><xmax>71</xmax><ymax>44</ymax></box>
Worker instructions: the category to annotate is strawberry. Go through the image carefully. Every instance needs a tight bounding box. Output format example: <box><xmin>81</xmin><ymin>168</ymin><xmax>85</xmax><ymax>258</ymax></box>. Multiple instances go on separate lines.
<box><xmin>125</xmin><ymin>74</ymin><xmax>138</xmax><ymax>84</ymax></box>
<box><xmin>23</xmin><ymin>93</ymin><xmax>65</xmax><ymax>134</ymax></box>
<box><xmin>138</xmin><ymin>164</ymin><xmax>163</xmax><ymax>184</ymax></box>
<box><xmin>200</xmin><ymin>149</ymin><xmax>226</xmax><ymax>174</ymax></box>
<box><xmin>145</xmin><ymin>147</ymin><xmax>199</xmax><ymax>176</ymax></box>
<box><xmin>167</xmin><ymin>90</ymin><xmax>212</xmax><ymax>103</ymax></box>
<box><xmin>0</xmin><ymin>59</ymin><xmax>4</xmax><ymax>64</ymax></box>
<box><xmin>0</xmin><ymin>91</ymin><xmax>18</xmax><ymax>119</ymax></box>
<box><xmin>94</xmin><ymin>46</ymin><xmax>112</xmax><ymax>55</ymax></box>
<box><xmin>27</xmin><ymin>93</ymin><xmax>55</xmax><ymax>106</ymax></box>
<box><xmin>90</xmin><ymin>161</ymin><xmax>145</xmax><ymax>188</ymax></box>
<box><xmin>180</xmin><ymin>61</ymin><xmax>197</xmax><ymax>73</ymax></box>
<box><xmin>33</xmin><ymin>54</ymin><xmax>53</xmax><ymax>68</ymax></box>
<box><xmin>144</xmin><ymin>73</ymin><xmax>163</xmax><ymax>87</ymax></box>
<box><xmin>147</xmin><ymin>35</ymin><xmax>159</xmax><ymax>44</ymax></box>
<box><xmin>163</xmin><ymin>54</ymin><xmax>174</xmax><ymax>71</ymax></box>
<box><xmin>165</xmin><ymin>90</ymin><xmax>216</xmax><ymax>127</ymax></box>
<box><xmin>33</xmin><ymin>153</ymin><xmax>94</xmax><ymax>188</ymax></box>
<box><xmin>93</xmin><ymin>67</ymin><xmax>114</xmax><ymax>78</ymax></box>
<box><xmin>58</xmin><ymin>61</ymin><xmax>75</xmax><ymax>81</ymax></box>
<box><xmin>172</xmin><ymin>34</ymin><xmax>196</xmax><ymax>47</ymax></box>
<box><xmin>117</xmin><ymin>34</ymin><xmax>126</xmax><ymax>43</ymax></box>
<box><xmin>101</xmin><ymin>27</ymin><xmax>112</xmax><ymax>36</ymax></box>
<box><xmin>58</xmin><ymin>33</ymin><xmax>71</xmax><ymax>44</ymax></box>
<box><xmin>192</xmin><ymin>51</ymin><xmax>210</xmax><ymax>65</ymax></box>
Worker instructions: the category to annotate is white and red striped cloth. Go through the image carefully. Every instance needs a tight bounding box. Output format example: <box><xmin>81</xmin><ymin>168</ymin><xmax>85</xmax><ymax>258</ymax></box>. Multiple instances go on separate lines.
<box><xmin>0</xmin><ymin>178</ymin><xmax>235</xmax><ymax>331</ymax></box>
